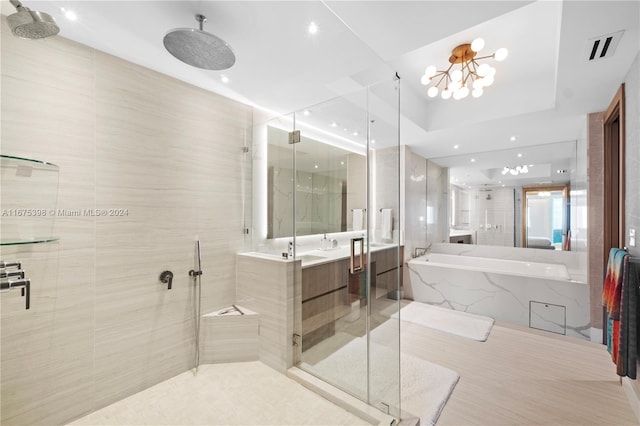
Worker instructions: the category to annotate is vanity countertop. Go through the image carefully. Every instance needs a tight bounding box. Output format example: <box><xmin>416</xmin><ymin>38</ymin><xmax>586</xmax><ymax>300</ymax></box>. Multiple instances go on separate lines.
<box><xmin>449</xmin><ymin>229</ymin><xmax>473</xmax><ymax>237</ymax></box>
<box><xmin>239</xmin><ymin>243</ymin><xmax>401</xmax><ymax>268</ymax></box>
<box><xmin>296</xmin><ymin>242</ymin><xmax>399</xmax><ymax>268</ymax></box>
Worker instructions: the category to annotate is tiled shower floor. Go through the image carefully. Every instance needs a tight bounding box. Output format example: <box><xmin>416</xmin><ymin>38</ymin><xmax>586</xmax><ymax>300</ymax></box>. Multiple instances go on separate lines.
<box><xmin>68</xmin><ymin>362</ymin><xmax>369</xmax><ymax>425</ymax></box>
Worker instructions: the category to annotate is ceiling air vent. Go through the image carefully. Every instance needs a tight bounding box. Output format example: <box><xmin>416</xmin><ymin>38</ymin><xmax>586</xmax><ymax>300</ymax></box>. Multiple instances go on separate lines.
<box><xmin>585</xmin><ymin>30</ymin><xmax>624</xmax><ymax>61</ymax></box>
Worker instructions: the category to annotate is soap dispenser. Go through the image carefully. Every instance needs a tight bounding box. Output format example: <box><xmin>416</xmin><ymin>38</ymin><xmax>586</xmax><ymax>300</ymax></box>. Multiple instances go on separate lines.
<box><xmin>321</xmin><ymin>233</ymin><xmax>328</xmax><ymax>250</ymax></box>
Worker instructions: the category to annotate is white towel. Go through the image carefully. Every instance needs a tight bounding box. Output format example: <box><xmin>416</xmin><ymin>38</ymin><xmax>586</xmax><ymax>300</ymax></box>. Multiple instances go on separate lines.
<box><xmin>352</xmin><ymin>209</ymin><xmax>363</xmax><ymax>231</ymax></box>
<box><xmin>381</xmin><ymin>208</ymin><xmax>392</xmax><ymax>240</ymax></box>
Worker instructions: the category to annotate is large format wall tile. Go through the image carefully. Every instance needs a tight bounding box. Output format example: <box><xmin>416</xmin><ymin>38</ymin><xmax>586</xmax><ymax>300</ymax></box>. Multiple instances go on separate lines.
<box><xmin>2</xmin><ymin>17</ymin><xmax>251</xmax><ymax>425</ymax></box>
<box><xmin>1</xmin><ymin>18</ymin><xmax>96</xmax><ymax>425</ymax></box>
<box><xmin>93</xmin><ymin>50</ymin><xmax>251</xmax><ymax>410</ymax></box>
<box><xmin>236</xmin><ymin>254</ymin><xmax>297</xmax><ymax>373</ymax></box>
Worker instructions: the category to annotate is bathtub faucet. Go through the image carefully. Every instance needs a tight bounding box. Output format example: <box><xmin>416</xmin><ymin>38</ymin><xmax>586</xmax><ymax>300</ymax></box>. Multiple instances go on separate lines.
<box><xmin>413</xmin><ymin>243</ymin><xmax>431</xmax><ymax>258</ymax></box>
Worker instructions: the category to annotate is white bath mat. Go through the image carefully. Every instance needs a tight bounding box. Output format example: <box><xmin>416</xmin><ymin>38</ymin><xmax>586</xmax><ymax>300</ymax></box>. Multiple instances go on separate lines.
<box><xmin>302</xmin><ymin>334</ymin><xmax>459</xmax><ymax>426</ymax></box>
<box><xmin>393</xmin><ymin>301</ymin><xmax>494</xmax><ymax>342</ymax></box>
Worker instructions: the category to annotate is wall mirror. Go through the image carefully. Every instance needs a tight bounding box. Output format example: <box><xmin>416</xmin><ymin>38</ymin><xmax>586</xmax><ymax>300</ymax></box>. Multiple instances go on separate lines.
<box><xmin>430</xmin><ymin>140</ymin><xmax>578</xmax><ymax>251</ymax></box>
<box><xmin>523</xmin><ymin>185</ymin><xmax>569</xmax><ymax>250</ymax></box>
<box><xmin>266</xmin><ymin>125</ymin><xmax>366</xmax><ymax>238</ymax></box>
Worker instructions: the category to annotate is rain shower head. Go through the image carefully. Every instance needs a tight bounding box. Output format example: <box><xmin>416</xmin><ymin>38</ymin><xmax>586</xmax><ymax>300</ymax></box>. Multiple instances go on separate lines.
<box><xmin>163</xmin><ymin>14</ymin><xmax>235</xmax><ymax>70</ymax></box>
<box><xmin>7</xmin><ymin>0</ymin><xmax>60</xmax><ymax>39</ymax></box>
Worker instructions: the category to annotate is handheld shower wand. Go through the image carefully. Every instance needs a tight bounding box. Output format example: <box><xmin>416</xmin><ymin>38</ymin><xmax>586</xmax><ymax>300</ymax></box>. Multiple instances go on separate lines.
<box><xmin>190</xmin><ymin>239</ymin><xmax>203</xmax><ymax>373</ymax></box>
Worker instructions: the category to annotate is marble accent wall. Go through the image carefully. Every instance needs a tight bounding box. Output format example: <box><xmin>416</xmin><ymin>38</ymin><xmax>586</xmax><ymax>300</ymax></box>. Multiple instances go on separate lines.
<box><xmin>426</xmin><ymin>160</ymin><xmax>448</xmax><ymax>244</ymax></box>
<box><xmin>403</xmin><ymin>147</ymin><xmax>428</xmax><ymax>259</ymax></box>
<box><xmin>373</xmin><ymin>147</ymin><xmax>401</xmax><ymax>243</ymax></box>
<box><xmin>346</xmin><ymin>153</ymin><xmax>367</xmax><ymax>231</ymax></box>
<box><xmin>1</xmin><ymin>21</ymin><xmax>252</xmax><ymax>425</ymax></box>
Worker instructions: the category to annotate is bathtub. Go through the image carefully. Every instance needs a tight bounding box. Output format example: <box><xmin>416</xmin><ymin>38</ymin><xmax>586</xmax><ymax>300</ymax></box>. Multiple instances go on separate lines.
<box><xmin>406</xmin><ymin>253</ymin><xmax>590</xmax><ymax>339</ymax></box>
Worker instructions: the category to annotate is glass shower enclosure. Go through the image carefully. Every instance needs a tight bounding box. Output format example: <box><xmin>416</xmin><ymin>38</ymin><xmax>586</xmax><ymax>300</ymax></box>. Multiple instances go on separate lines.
<box><xmin>260</xmin><ymin>78</ymin><xmax>401</xmax><ymax>418</ymax></box>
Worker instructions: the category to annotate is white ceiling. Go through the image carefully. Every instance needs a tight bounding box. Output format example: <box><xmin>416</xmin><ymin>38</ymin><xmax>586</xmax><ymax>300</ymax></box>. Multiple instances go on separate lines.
<box><xmin>5</xmin><ymin>1</ymin><xmax>639</xmax><ymax>165</ymax></box>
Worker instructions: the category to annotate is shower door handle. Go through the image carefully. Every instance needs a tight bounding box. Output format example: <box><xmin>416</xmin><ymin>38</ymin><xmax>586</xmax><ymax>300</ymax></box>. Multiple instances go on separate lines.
<box><xmin>350</xmin><ymin>237</ymin><xmax>364</xmax><ymax>274</ymax></box>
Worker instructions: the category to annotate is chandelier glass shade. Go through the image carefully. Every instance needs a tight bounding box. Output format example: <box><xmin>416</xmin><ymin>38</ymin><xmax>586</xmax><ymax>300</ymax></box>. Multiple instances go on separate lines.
<box><xmin>421</xmin><ymin>38</ymin><xmax>508</xmax><ymax>100</ymax></box>
<box><xmin>502</xmin><ymin>165</ymin><xmax>528</xmax><ymax>176</ymax></box>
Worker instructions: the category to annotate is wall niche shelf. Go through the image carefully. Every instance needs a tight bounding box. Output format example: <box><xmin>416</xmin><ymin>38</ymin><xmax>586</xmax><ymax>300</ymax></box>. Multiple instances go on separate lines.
<box><xmin>1</xmin><ymin>155</ymin><xmax>60</xmax><ymax>246</ymax></box>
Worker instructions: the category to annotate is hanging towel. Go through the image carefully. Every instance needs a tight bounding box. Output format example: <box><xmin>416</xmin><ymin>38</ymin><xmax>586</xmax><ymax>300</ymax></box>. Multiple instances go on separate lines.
<box><xmin>603</xmin><ymin>248</ymin><xmax>627</xmax><ymax>319</ymax></box>
<box><xmin>602</xmin><ymin>247</ymin><xmax>639</xmax><ymax>379</ymax></box>
<box><xmin>618</xmin><ymin>256</ymin><xmax>637</xmax><ymax>378</ymax></box>
<box><xmin>381</xmin><ymin>208</ymin><xmax>393</xmax><ymax>241</ymax></box>
<box><xmin>352</xmin><ymin>209</ymin><xmax>364</xmax><ymax>231</ymax></box>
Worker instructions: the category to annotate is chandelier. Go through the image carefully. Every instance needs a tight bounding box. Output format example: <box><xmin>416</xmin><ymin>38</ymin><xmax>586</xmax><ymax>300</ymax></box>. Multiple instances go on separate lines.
<box><xmin>421</xmin><ymin>38</ymin><xmax>508</xmax><ymax>100</ymax></box>
<box><xmin>502</xmin><ymin>165</ymin><xmax>528</xmax><ymax>176</ymax></box>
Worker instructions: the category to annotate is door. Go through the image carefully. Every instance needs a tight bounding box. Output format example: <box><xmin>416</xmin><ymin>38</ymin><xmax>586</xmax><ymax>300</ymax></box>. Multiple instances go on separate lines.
<box><xmin>287</xmin><ymin>79</ymin><xmax>401</xmax><ymax>418</ymax></box>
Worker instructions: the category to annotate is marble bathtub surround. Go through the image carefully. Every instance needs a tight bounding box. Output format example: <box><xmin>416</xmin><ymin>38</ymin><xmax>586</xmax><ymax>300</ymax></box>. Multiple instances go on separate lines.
<box><xmin>430</xmin><ymin>242</ymin><xmax>587</xmax><ymax>282</ymax></box>
<box><xmin>406</xmin><ymin>251</ymin><xmax>590</xmax><ymax>339</ymax></box>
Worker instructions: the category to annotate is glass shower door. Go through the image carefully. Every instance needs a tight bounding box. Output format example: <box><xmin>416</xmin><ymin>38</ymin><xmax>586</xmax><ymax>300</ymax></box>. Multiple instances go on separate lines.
<box><xmin>293</xmin><ymin>88</ymin><xmax>369</xmax><ymax>404</ymax></box>
<box><xmin>292</xmin><ymin>78</ymin><xmax>401</xmax><ymax>419</ymax></box>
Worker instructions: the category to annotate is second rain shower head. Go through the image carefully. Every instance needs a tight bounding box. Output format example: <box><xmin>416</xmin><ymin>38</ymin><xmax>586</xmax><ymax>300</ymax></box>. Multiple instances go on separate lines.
<box><xmin>163</xmin><ymin>14</ymin><xmax>236</xmax><ymax>70</ymax></box>
<box><xmin>7</xmin><ymin>0</ymin><xmax>60</xmax><ymax>39</ymax></box>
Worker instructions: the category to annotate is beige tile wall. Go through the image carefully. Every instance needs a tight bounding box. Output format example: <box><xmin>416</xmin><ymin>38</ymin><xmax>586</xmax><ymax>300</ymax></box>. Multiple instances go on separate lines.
<box><xmin>236</xmin><ymin>254</ymin><xmax>299</xmax><ymax>373</ymax></box>
<box><xmin>1</xmin><ymin>16</ymin><xmax>252</xmax><ymax>425</ymax></box>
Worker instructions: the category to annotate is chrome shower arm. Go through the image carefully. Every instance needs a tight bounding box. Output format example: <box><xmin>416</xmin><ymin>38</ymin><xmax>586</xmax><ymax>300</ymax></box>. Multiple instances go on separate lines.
<box><xmin>10</xmin><ymin>0</ymin><xmax>26</xmax><ymax>11</ymax></box>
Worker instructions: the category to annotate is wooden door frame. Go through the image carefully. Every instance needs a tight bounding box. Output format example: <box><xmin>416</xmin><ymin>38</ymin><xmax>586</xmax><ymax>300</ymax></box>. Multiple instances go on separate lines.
<box><xmin>603</xmin><ymin>84</ymin><xmax>626</xmax><ymax>264</ymax></box>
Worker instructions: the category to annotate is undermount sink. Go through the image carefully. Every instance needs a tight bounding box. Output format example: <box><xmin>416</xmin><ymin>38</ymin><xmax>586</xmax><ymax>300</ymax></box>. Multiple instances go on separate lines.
<box><xmin>369</xmin><ymin>243</ymin><xmax>389</xmax><ymax>247</ymax></box>
<box><xmin>297</xmin><ymin>254</ymin><xmax>327</xmax><ymax>263</ymax></box>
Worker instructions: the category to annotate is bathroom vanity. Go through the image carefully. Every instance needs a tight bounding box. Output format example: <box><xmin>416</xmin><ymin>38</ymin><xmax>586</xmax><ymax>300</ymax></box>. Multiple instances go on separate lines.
<box><xmin>300</xmin><ymin>244</ymin><xmax>403</xmax><ymax>350</ymax></box>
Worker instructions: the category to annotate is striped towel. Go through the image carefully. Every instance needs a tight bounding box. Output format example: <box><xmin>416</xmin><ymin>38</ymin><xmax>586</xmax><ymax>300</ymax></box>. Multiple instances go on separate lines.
<box><xmin>603</xmin><ymin>248</ymin><xmax>627</xmax><ymax>319</ymax></box>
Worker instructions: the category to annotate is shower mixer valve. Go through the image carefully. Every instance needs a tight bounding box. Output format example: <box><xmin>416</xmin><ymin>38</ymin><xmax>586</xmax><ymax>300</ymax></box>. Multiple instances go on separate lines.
<box><xmin>159</xmin><ymin>271</ymin><xmax>174</xmax><ymax>290</ymax></box>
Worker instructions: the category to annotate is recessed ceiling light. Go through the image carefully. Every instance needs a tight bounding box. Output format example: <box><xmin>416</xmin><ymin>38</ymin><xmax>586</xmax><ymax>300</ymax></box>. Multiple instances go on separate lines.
<box><xmin>220</xmin><ymin>75</ymin><xmax>230</xmax><ymax>84</ymax></box>
<box><xmin>502</xmin><ymin>184</ymin><xmax>505</xmax><ymax>187</ymax></box>
<box><xmin>352</xmin><ymin>131</ymin><xmax>359</xmax><ymax>136</ymax></box>
<box><xmin>498</xmin><ymin>180</ymin><xmax>502</xmax><ymax>184</ymax></box>
<box><xmin>529</xmin><ymin>164</ymin><xmax>534</xmax><ymax>167</ymax></box>
<box><xmin>340</xmin><ymin>161</ymin><xmax>345</xmax><ymax>165</ymax></box>
<box><xmin>453</xmin><ymin>145</ymin><xmax>459</xmax><ymax>149</ymax></box>
<box><xmin>510</xmin><ymin>136</ymin><xmax>517</xmax><ymax>142</ymax></box>
<box><xmin>61</xmin><ymin>8</ymin><xmax>78</xmax><ymax>21</ymax></box>
<box><xmin>308</xmin><ymin>21</ymin><xmax>318</xmax><ymax>35</ymax></box>
<box><xmin>330</xmin><ymin>122</ymin><xmax>337</xmax><ymax>127</ymax></box>
<box><xmin>303</xmin><ymin>109</ymin><xmax>311</xmax><ymax>116</ymax></box>
<box><xmin>517</xmin><ymin>153</ymin><xmax>523</xmax><ymax>158</ymax></box>
<box><xmin>343</xmin><ymin>128</ymin><xmax>348</xmax><ymax>132</ymax></box>
<box><xmin>371</xmin><ymin>139</ymin><xmax>376</xmax><ymax>144</ymax></box>
<box><xmin>470</xmin><ymin>158</ymin><xmax>476</xmax><ymax>163</ymax></box>
<box><xmin>314</xmin><ymin>165</ymin><xmax>318</xmax><ymax>169</ymax></box>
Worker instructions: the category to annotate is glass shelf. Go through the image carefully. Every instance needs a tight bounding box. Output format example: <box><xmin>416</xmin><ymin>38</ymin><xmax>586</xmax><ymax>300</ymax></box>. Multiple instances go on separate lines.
<box><xmin>1</xmin><ymin>237</ymin><xmax>59</xmax><ymax>246</ymax></box>
<box><xmin>1</xmin><ymin>154</ymin><xmax>60</xmax><ymax>246</ymax></box>
<box><xmin>1</xmin><ymin>155</ymin><xmax>59</xmax><ymax>171</ymax></box>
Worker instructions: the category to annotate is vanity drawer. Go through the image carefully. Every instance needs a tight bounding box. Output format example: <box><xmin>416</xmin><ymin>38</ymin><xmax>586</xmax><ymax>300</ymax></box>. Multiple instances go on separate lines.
<box><xmin>302</xmin><ymin>258</ymin><xmax>349</xmax><ymax>301</ymax></box>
